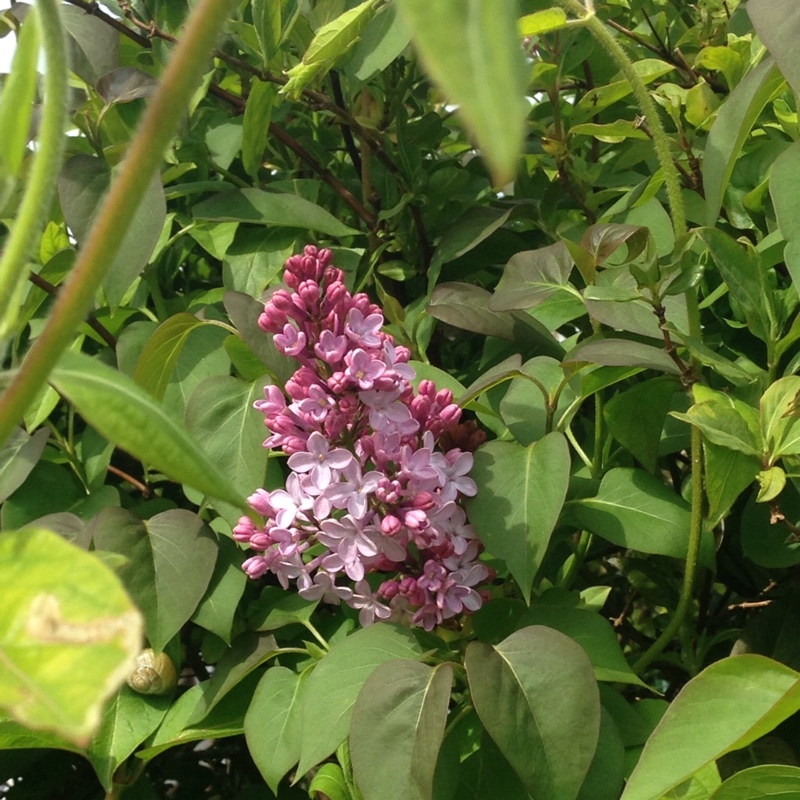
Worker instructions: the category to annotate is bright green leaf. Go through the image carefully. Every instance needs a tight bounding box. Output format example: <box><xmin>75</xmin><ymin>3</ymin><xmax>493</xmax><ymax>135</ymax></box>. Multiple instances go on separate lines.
<box><xmin>0</xmin><ymin>528</ymin><xmax>143</xmax><ymax>746</ymax></box>
<box><xmin>622</xmin><ymin>655</ymin><xmax>800</xmax><ymax>800</ymax></box>
<box><xmin>395</xmin><ymin>0</ymin><xmax>529</xmax><ymax>185</ymax></box>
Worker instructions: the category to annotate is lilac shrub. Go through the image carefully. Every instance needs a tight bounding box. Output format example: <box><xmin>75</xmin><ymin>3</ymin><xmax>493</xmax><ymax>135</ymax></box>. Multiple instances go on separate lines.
<box><xmin>234</xmin><ymin>246</ymin><xmax>490</xmax><ymax>630</ymax></box>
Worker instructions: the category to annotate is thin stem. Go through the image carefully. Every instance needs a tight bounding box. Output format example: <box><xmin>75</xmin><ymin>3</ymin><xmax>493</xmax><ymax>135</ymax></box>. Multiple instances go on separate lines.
<box><xmin>0</xmin><ymin>0</ymin><xmax>241</xmax><ymax>447</ymax></box>
<box><xmin>0</xmin><ymin>0</ymin><xmax>68</xmax><ymax>340</ymax></box>
<box><xmin>301</xmin><ymin>619</ymin><xmax>330</xmax><ymax>652</ymax></box>
<box><xmin>634</xmin><ymin>425</ymin><xmax>703</xmax><ymax>674</ymax></box>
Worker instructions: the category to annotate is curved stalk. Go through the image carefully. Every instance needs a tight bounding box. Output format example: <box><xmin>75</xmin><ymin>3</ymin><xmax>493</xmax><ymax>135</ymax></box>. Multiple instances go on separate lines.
<box><xmin>0</xmin><ymin>0</ymin><xmax>68</xmax><ymax>340</ymax></box>
<box><xmin>555</xmin><ymin>0</ymin><xmax>705</xmax><ymax>674</ymax></box>
<box><xmin>0</xmin><ymin>0</ymin><xmax>240</xmax><ymax>446</ymax></box>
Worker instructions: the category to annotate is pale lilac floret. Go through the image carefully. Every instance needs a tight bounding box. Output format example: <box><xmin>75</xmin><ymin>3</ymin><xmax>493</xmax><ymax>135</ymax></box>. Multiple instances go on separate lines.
<box><xmin>288</xmin><ymin>431</ymin><xmax>354</xmax><ymax>490</ymax></box>
<box><xmin>237</xmin><ymin>245</ymin><xmax>489</xmax><ymax>629</ymax></box>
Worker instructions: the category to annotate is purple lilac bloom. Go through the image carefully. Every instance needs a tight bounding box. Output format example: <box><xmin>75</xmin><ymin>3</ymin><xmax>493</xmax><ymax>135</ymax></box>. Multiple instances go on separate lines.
<box><xmin>238</xmin><ymin>245</ymin><xmax>490</xmax><ymax>630</ymax></box>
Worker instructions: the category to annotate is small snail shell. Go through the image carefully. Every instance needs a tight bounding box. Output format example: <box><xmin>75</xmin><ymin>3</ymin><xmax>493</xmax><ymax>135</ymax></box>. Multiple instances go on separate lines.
<box><xmin>127</xmin><ymin>648</ymin><xmax>177</xmax><ymax>695</ymax></box>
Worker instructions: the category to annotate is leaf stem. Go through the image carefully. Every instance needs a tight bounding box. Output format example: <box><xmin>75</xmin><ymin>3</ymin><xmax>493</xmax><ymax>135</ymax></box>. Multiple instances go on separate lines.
<box><xmin>0</xmin><ymin>0</ymin><xmax>241</xmax><ymax>447</ymax></box>
<box><xmin>0</xmin><ymin>0</ymin><xmax>68</xmax><ymax>341</ymax></box>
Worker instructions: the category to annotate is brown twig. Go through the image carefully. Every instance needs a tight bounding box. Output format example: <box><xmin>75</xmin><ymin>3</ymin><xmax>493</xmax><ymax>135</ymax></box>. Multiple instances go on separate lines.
<box><xmin>329</xmin><ymin>71</ymin><xmax>363</xmax><ymax>175</ymax></box>
<box><xmin>769</xmin><ymin>501</ymin><xmax>800</xmax><ymax>542</ymax></box>
<box><xmin>108</xmin><ymin>463</ymin><xmax>152</xmax><ymax>497</ymax></box>
<box><xmin>27</xmin><ymin>271</ymin><xmax>117</xmax><ymax>350</ymax></box>
<box><xmin>726</xmin><ymin>599</ymin><xmax>772</xmax><ymax>611</ymax></box>
<box><xmin>653</xmin><ymin>302</ymin><xmax>695</xmax><ymax>386</ymax></box>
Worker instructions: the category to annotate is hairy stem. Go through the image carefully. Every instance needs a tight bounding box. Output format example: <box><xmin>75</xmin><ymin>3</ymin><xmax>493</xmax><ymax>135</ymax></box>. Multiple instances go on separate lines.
<box><xmin>556</xmin><ymin>0</ymin><xmax>706</xmax><ymax>674</ymax></box>
<box><xmin>0</xmin><ymin>0</ymin><xmax>68</xmax><ymax>340</ymax></box>
<box><xmin>0</xmin><ymin>0</ymin><xmax>240</xmax><ymax>447</ymax></box>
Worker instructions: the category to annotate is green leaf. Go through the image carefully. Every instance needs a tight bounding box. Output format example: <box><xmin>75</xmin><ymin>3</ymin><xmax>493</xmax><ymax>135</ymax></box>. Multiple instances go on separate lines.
<box><xmin>284</xmin><ymin>0</ymin><xmax>377</xmax><ymax>96</ymax></box>
<box><xmin>242</xmin><ymin>79</ymin><xmax>277</xmax><ymax>178</ymax></box>
<box><xmin>703</xmin><ymin>59</ymin><xmax>786</xmax><ymax>226</ymax></box>
<box><xmin>518</xmin><ymin>8</ymin><xmax>568</xmax><ymax>37</ymax></box>
<box><xmin>309</xmin><ymin>763</ymin><xmax>352</xmax><ymax>800</ymax></box>
<box><xmin>516</xmin><ymin>603</ymin><xmax>645</xmax><ymax>686</ymax></box>
<box><xmin>61</xmin><ymin>3</ymin><xmax>119</xmax><ymax>84</ymax></box>
<box><xmin>429</xmin><ymin>283</ymin><xmax>564</xmax><ymax>358</ymax></box>
<box><xmin>95</xmin><ymin>67</ymin><xmax>158</xmax><ymax>105</ymax></box>
<box><xmin>251</xmin><ymin>0</ymin><xmax>282</xmax><ymax>62</ymax></box>
<box><xmin>769</xmin><ymin>141</ymin><xmax>800</xmax><ymax>244</ymax></box>
<box><xmin>224</xmin><ymin>291</ymin><xmax>297</xmax><ymax>385</ymax></box>
<box><xmin>760</xmin><ymin>376</ymin><xmax>800</xmax><ymax>460</ymax></box>
<box><xmin>0</xmin><ymin>528</ymin><xmax>143</xmax><ymax>746</ymax></box>
<box><xmin>350</xmin><ymin>661</ymin><xmax>453</xmax><ymax>800</ymax></box>
<box><xmin>567</xmin><ymin>468</ymin><xmax>713</xmax><ymax>564</ymax></box>
<box><xmin>184</xmin><ymin>376</ymin><xmax>271</xmax><ymax>503</ymax></box>
<box><xmin>186</xmin><ymin>631</ymin><xmax>279</xmax><ymax>725</ymax></box>
<box><xmin>345</xmin><ymin>4</ymin><xmax>411</xmax><ymax>81</ymax></box>
<box><xmin>564</xmin><ymin>338</ymin><xmax>681</xmax><ymax>375</ymax></box>
<box><xmin>0</xmin><ymin>427</ymin><xmax>50</xmax><ymax>504</ymax></box>
<box><xmin>569</xmin><ymin>121</ymin><xmax>651</xmax><ymax>143</ymax></box>
<box><xmin>89</xmin><ymin>508</ymin><xmax>217</xmax><ymax>653</ymax></box>
<box><xmin>748</xmin><ymin>0</ymin><xmax>800</xmax><ymax>97</ymax></box>
<box><xmin>192</xmin><ymin>188</ymin><xmax>359</xmax><ymax>237</ymax></box>
<box><xmin>297</xmin><ymin>623</ymin><xmax>423</xmax><ymax>776</ymax></box>
<box><xmin>0</xmin><ymin>714</ymin><xmax>82</xmax><ymax>754</ymax></box>
<box><xmin>489</xmin><ymin>242</ymin><xmax>577</xmax><ymax>311</ymax></box>
<box><xmin>577</xmin><ymin>708</ymin><xmax>626</xmax><ymax>800</ymax></box>
<box><xmin>0</xmin><ymin>7</ymin><xmax>39</xmax><ymax>179</ymax></box>
<box><xmin>87</xmin><ymin>687</ymin><xmax>170</xmax><ymax>791</ymax></box>
<box><xmin>467</xmin><ymin>434</ymin><xmax>570</xmax><ymax>602</ymax></box>
<box><xmin>710</xmin><ymin>764</ymin><xmax>800</xmax><ymax>799</ymax></box>
<box><xmin>704</xmin><ymin>442</ymin><xmax>759</xmax><ymax>528</ymax></box>
<box><xmin>58</xmin><ymin>155</ymin><xmax>166</xmax><ymax>307</ymax></box>
<box><xmin>50</xmin><ymin>350</ymin><xmax>247</xmax><ymax>509</ymax></box>
<box><xmin>621</xmin><ymin>655</ymin><xmax>800</xmax><ymax>800</ymax></box>
<box><xmin>132</xmin><ymin>313</ymin><xmax>207</xmax><ymax>401</ymax></box>
<box><xmin>604</xmin><ymin>378</ymin><xmax>677</xmax><ymax>472</ymax></box>
<box><xmin>499</xmin><ymin>357</ymin><xmax>577</xmax><ymax>445</ymax></box>
<box><xmin>244</xmin><ymin>666</ymin><xmax>307</xmax><ymax>794</ymax></box>
<box><xmin>248</xmin><ymin>586</ymin><xmax>320</xmax><ymax>632</ymax></box>
<box><xmin>672</xmin><ymin>391</ymin><xmax>762</xmax><ymax>457</ymax></box>
<box><xmin>697</xmin><ymin>227</ymin><xmax>777</xmax><ymax>344</ymax></box>
<box><xmin>395</xmin><ymin>0</ymin><xmax>529</xmax><ymax>185</ymax></box>
<box><xmin>190</xmin><ymin>535</ymin><xmax>247</xmax><ymax>645</ymax></box>
<box><xmin>757</xmin><ymin>465</ymin><xmax>786</xmax><ymax>503</ymax></box>
<box><xmin>466</xmin><ymin>626</ymin><xmax>600</xmax><ymax>800</ymax></box>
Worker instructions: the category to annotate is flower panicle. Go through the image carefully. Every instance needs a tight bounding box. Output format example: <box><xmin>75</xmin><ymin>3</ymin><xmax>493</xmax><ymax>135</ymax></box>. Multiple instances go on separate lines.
<box><xmin>236</xmin><ymin>245</ymin><xmax>489</xmax><ymax>630</ymax></box>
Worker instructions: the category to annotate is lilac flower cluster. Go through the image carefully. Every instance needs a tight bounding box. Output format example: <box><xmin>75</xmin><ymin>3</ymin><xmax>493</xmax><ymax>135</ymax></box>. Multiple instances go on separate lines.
<box><xmin>234</xmin><ymin>245</ymin><xmax>489</xmax><ymax>630</ymax></box>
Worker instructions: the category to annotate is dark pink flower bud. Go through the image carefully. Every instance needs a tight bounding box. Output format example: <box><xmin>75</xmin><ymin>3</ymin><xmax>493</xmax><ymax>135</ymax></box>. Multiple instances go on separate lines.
<box><xmin>413</xmin><ymin>492</ymin><xmax>435</xmax><ymax>511</ymax></box>
<box><xmin>440</xmin><ymin>404</ymin><xmax>462</xmax><ymax>425</ymax></box>
<box><xmin>436</xmin><ymin>389</ymin><xmax>454</xmax><ymax>406</ymax></box>
<box><xmin>381</xmin><ymin>515</ymin><xmax>402</xmax><ymax>535</ymax></box>
<box><xmin>379</xmin><ymin>579</ymin><xmax>400</xmax><ymax>599</ymax></box>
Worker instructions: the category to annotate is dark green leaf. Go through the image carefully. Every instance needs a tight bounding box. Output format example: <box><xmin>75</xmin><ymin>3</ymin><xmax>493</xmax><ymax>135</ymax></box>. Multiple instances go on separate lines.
<box><xmin>489</xmin><ymin>242</ymin><xmax>577</xmax><ymax>311</ymax></box>
<box><xmin>89</xmin><ymin>508</ymin><xmax>217</xmax><ymax>653</ymax></box>
<box><xmin>242</xmin><ymin>79</ymin><xmax>277</xmax><ymax>178</ymax></box>
<box><xmin>245</xmin><ymin>666</ymin><xmax>307</xmax><ymax>794</ymax></box>
<box><xmin>466</xmin><ymin>626</ymin><xmax>601</xmax><ymax>800</ymax></box>
<box><xmin>132</xmin><ymin>313</ymin><xmax>207</xmax><ymax>401</ymax></box>
<box><xmin>58</xmin><ymin>155</ymin><xmax>166</xmax><ymax>307</ymax></box>
<box><xmin>703</xmin><ymin>60</ymin><xmax>786</xmax><ymax>225</ymax></box>
<box><xmin>697</xmin><ymin>227</ymin><xmax>777</xmax><ymax>344</ymax></box>
<box><xmin>186</xmin><ymin>631</ymin><xmax>279</xmax><ymax>725</ymax></box>
<box><xmin>193</xmin><ymin>188</ymin><xmax>359</xmax><ymax>237</ymax></box>
<box><xmin>604</xmin><ymin>377</ymin><xmax>677</xmax><ymax>472</ymax></box>
<box><xmin>350</xmin><ymin>661</ymin><xmax>452</xmax><ymax>800</ymax></box>
<box><xmin>429</xmin><ymin>283</ymin><xmax>564</xmax><ymax>358</ymax></box>
<box><xmin>61</xmin><ymin>3</ymin><xmax>119</xmax><ymax>84</ymax></box>
<box><xmin>467</xmin><ymin>435</ymin><xmax>570</xmax><ymax>602</ymax></box>
<box><xmin>50</xmin><ymin>351</ymin><xmax>247</xmax><ymax>509</ymax></box>
<box><xmin>297</xmin><ymin>624</ymin><xmax>423</xmax><ymax>775</ymax></box>
<box><xmin>567</xmin><ymin>468</ymin><xmax>714</xmax><ymax>564</ymax></box>
<box><xmin>748</xmin><ymin>0</ymin><xmax>800</xmax><ymax>97</ymax></box>
<box><xmin>564</xmin><ymin>338</ymin><xmax>681</xmax><ymax>375</ymax></box>
<box><xmin>0</xmin><ymin>426</ymin><xmax>50</xmax><ymax>504</ymax></box>
<box><xmin>704</xmin><ymin>442</ymin><xmax>759</xmax><ymax>528</ymax></box>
